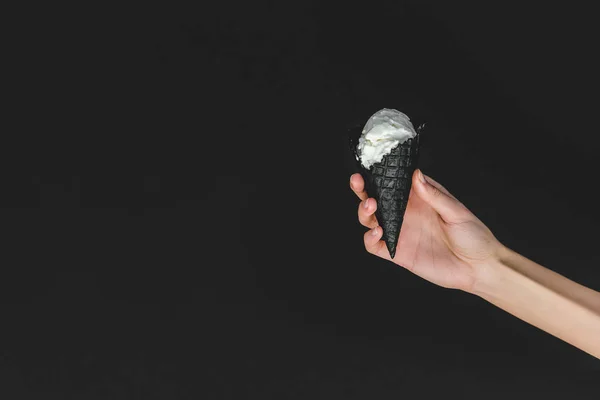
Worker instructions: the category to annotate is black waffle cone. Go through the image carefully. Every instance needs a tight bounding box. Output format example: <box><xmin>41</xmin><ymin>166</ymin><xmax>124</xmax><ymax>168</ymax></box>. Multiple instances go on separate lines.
<box><xmin>350</xmin><ymin>133</ymin><xmax>421</xmax><ymax>259</ymax></box>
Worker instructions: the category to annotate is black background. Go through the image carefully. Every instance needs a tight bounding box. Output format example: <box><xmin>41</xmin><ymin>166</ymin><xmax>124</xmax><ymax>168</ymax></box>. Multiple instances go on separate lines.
<box><xmin>3</xmin><ymin>1</ymin><xmax>600</xmax><ymax>398</ymax></box>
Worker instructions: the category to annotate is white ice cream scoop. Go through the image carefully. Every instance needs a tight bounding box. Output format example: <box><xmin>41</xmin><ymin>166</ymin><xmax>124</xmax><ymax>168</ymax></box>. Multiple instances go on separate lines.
<box><xmin>357</xmin><ymin>108</ymin><xmax>417</xmax><ymax>169</ymax></box>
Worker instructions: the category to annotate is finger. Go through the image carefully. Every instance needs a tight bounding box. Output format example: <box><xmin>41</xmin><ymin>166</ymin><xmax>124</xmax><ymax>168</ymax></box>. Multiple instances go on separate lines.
<box><xmin>413</xmin><ymin>169</ymin><xmax>471</xmax><ymax>224</ymax></box>
<box><xmin>363</xmin><ymin>226</ymin><xmax>392</xmax><ymax>260</ymax></box>
<box><xmin>358</xmin><ymin>198</ymin><xmax>378</xmax><ymax>228</ymax></box>
<box><xmin>421</xmin><ymin>174</ymin><xmax>457</xmax><ymax>200</ymax></box>
<box><xmin>349</xmin><ymin>173</ymin><xmax>368</xmax><ymax>201</ymax></box>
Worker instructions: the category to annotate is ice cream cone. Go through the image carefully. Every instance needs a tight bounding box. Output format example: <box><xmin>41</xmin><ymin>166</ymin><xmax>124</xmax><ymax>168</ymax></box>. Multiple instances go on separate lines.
<box><xmin>348</xmin><ymin>121</ymin><xmax>422</xmax><ymax>259</ymax></box>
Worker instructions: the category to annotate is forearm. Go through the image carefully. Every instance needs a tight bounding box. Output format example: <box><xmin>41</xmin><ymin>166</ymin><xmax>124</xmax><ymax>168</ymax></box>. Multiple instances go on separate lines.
<box><xmin>471</xmin><ymin>246</ymin><xmax>600</xmax><ymax>359</ymax></box>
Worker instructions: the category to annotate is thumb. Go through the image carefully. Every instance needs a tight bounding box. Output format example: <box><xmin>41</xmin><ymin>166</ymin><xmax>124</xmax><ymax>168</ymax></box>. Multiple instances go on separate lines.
<box><xmin>413</xmin><ymin>169</ymin><xmax>469</xmax><ymax>224</ymax></box>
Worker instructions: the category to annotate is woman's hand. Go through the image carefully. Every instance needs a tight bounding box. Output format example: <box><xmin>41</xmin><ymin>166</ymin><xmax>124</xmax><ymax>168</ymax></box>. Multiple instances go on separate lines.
<box><xmin>350</xmin><ymin>170</ymin><xmax>503</xmax><ymax>292</ymax></box>
<box><xmin>352</xmin><ymin>169</ymin><xmax>600</xmax><ymax>357</ymax></box>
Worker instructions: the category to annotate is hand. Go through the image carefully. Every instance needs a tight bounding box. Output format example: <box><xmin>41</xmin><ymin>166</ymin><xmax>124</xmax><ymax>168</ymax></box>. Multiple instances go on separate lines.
<box><xmin>350</xmin><ymin>170</ymin><xmax>504</xmax><ymax>292</ymax></box>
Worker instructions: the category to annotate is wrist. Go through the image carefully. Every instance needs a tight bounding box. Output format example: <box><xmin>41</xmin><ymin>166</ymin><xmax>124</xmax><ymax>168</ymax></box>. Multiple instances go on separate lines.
<box><xmin>468</xmin><ymin>244</ymin><xmax>514</xmax><ymax>298</ymax></box>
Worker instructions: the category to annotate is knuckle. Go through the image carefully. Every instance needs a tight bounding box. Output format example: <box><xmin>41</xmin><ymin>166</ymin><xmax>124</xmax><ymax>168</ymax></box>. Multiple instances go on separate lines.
<box><xmin>363</xmin><ymin>235</ymin><xmax>375</xmax><ymax>253</ymax></box>
<box><xmin>358</xmin><ymin>214</ymin><xmax>370</xmax><ymax>228</ymax></box>
<box><xmin>455</xmin><ymin>201</ymin><xmax>472</xmax><ymax>216</ymax></box>
<box><xmin>430</xmin><ymin>185</ymin><xmax>442</xmax><ymax>198</ymax></box>
<box><xmin>357</xmin><ymin>208</ymin><xmax>365</xmax><ymax>221</ymax></box>
<box><xmin>448</xmin><ymin>209</ymin><xmax>473</xmax><ymax>225</ymax></box>
<box><xmin>456</xmin><ymin>207</ymin><xmax>475</xmax><ymax>221</ymax></box>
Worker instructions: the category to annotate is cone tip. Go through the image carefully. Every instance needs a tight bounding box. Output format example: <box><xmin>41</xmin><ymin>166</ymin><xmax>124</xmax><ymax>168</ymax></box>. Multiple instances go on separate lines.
<box><xmin>385</xmin><ymin>241</ymin><xmax>397</xmax><ymax>259</ymax></box>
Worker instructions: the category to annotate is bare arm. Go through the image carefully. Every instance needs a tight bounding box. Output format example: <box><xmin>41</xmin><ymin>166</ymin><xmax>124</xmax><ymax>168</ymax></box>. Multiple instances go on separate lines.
<box><xmin>472</xmin><ymin>246</ymin><xmax>600</xmax><ymax>359</ymax></box>
<box><xmin>350</xmin><ymin>171</ymin><xmax>600</xmax><ymax>359</ymax></box>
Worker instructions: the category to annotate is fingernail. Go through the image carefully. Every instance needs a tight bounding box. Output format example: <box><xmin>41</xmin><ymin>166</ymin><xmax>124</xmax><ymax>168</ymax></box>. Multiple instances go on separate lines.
<box><xmin>418</xmin><ymin>170</ymin><xmax>427</xmax><ymax>184</ymax></box>
<box><xmin>349</xmin><ymin>176</ymin><xmax>354</xmax><ymax>189</ymax></box>
<box><xmin>363</xmin><ymin>199</ymin><xmax>369</xmax><ymax>209</ymax></box>
<box><xmin>371</xmin><ymin>226</ymin><xmax>379</xmax><ymax>236</ymax></box>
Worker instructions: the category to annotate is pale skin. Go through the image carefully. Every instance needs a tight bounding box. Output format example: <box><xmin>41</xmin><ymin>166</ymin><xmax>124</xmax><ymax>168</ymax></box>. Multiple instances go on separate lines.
<box><xmin>350</xmin><ymin>170</ymin><xmax>600</xmax><ymax>359</ymax></box>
